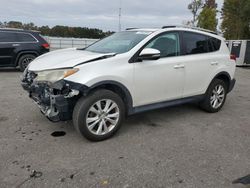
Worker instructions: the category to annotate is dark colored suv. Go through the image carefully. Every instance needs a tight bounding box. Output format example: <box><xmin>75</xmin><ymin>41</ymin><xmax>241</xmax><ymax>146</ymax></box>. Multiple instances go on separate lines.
<box><xmin>0</xmin><ymin>28</ymin><xmax>50</xmax><ymax>71</ymax></box>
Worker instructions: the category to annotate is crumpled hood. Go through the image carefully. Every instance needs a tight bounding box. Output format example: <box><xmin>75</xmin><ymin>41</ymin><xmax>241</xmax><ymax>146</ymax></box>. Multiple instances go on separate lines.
<box><xmin>28</xmin><ymin>48</ymin><xmax>115</xmax><ymax>71</ymax></box>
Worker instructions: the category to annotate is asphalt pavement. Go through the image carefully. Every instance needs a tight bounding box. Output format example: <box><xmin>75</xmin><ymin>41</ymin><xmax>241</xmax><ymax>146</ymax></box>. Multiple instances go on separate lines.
<box><xmin>0</xmin><ymin>68</ymin><xmax>249</xmax><ymax>188</ymax></box>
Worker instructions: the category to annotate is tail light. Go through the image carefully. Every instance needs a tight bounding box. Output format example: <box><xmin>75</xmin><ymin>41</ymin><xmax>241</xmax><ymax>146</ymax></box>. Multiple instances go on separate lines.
<box><xmin>42</xmin><ymin>43</ymin><xmax>50</xmax><ymax>50</ymax></box>
<box><xmin>230</xmin><ymin>54</ymin><xmax>236</xmax><ymax>61</ymax></box>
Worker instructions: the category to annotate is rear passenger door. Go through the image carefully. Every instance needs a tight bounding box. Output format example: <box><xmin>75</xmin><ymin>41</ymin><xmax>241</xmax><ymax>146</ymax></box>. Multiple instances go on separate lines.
<box><xmin>0</xmin><ymin>31</ymin><xmax>17</xmax><ymax>66</ymax></box>
<box><xmin>181</xmin><ymin>31</ymin><xmax>222</xmax><ymax>97</ymax></box>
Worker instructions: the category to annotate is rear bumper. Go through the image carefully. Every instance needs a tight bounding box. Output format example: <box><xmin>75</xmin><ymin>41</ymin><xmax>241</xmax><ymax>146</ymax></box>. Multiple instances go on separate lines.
<box><xmin>228</xmin><ymin>79</ymin><xmax>236</xmax><ymax>93</ymax></box>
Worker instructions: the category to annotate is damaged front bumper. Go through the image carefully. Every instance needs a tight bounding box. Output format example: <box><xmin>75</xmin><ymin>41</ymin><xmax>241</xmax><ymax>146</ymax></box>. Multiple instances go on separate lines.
<box><xmin>21</xmin><ymin>70</ymin><xmax>87</xmax><ymax>122</ymax></box>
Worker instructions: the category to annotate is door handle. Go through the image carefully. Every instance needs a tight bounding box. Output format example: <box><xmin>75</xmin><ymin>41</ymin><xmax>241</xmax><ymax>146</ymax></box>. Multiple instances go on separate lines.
<box><xmin>211</xmin><ymin>62</ymin><xmax>218</xmax><ymax>65</ymax></box>
<box><xmin>12</xmin><ymin>44</ymin><xmax>20</xmax><ymax>47</ymax></box>
<box><xmin>174</xmin><ymin>64</ymin><xmax>185</xmax><ymax>69</ymax></box>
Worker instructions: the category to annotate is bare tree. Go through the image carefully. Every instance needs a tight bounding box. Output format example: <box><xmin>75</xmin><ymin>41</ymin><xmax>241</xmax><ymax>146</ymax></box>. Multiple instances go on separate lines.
<box><xmin>204</xmin><ymin>0</ymin><xmax>217</xmax><ymax>8</ymax></box>
<box><xmin>188</xmin><ymin>0</ymin><xmax>203</xmax><ymax>26</ymax></box>
<box><xmin>182</xmin><ymin>20</ymin><xmax>193</xmax><ymax>27</ymax></box>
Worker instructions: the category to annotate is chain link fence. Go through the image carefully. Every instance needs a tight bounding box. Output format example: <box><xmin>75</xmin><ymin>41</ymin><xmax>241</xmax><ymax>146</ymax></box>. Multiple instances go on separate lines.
<box><xmin>43</xmin><ymin>36</ymin><xmax>99</xmax><ymax>50</ymax></box>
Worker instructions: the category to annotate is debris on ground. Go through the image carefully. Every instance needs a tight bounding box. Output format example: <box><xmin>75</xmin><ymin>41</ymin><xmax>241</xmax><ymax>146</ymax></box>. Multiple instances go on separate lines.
<box><xmin>51</xmin><ymin>131</ymin><xmax>66</xmax><ymax>137</ymax></box>
<box><xmin>29</xmin><ymin>170</ymin><xmax>43</xmax><ymax>178</ymax></box>
<box><xmin>233</xmin><ymin>174</ymin><xmax>250</xmax><ymax>185</ymax></box>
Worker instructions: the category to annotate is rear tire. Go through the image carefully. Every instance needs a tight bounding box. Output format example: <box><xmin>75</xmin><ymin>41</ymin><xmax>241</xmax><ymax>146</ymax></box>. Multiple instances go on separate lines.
<box><xmin>18</xmin><ymin>54</ymin><xmax>36</xmax><ymax>72</ymax></box>
<box><xmin>73</xmin><ymin>89</ymin><xmax>125</xmax><ymax>141</ymax></box>
<box><xmin>200</xmin><ymin>79</ymin><xmax>227</xmax><ymax>113</ymax></box>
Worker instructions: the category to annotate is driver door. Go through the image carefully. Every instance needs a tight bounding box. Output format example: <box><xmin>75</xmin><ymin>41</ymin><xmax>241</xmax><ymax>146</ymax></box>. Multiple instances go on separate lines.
<box><xmin>133</xmin><ymin>32</ymin><xmax>185</xmax><ymax>107</ymax></box>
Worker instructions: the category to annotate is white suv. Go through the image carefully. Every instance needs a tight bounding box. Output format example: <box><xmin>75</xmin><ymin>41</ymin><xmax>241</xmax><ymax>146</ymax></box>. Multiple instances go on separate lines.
<box><xmin>21</xmin><ymin>26</ymin><xmax>236</xmax><ymax>141</ymax></box>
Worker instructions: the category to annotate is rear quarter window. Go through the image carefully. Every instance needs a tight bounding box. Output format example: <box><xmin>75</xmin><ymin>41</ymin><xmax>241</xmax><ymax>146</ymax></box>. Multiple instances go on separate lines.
<box><xmin>38</xmin><ymin>34</ymin><xmax>48</xmax><ymax>43</ymax></box>
<box><xmin>183</xmin><ymin>32</ymin><xmax>221</xmax><ymax>55</ymax></box>
<box><xmin>17</xmin><ymin>33</ymin><xmax>37</xmax><ymax>42</ymax></box>
<box><xmin>208</xmin><ymin>37</ymin><xmax>221</xmax><ymax>52</ymax></box>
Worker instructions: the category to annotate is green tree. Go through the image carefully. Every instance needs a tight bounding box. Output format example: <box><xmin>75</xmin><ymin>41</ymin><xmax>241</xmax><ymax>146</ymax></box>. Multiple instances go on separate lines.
<box><xmin>221</xmin><ymin>0</ymin><xmax>250</xmax><ymax>39</ymax></box>
<box><xmin>241</xmin><ymin>1</ymin><xmax>250</xmax><ymax>38</ymax></box>
<box><xmin>39</xmin><ymin>25</ymin><xmax>51</xmax><ymax>36</ymax></box>
<box><xmin>198</xmin><ymin>8</ymin><xmax>217</xmax><ymax>31</ymax></box>
<box><xmin>188</xmin><ymin>0</ymin><xmax>204</xmax><ymax>26</ymax></box>
<box><xmin>1</xmin><ymin>21</ymin><xmax>113</xmax><ymax>39</ymax></box>
<box><xmin>197</xmin><ymin>0</ymin><xmax>217</xmax><ymax>31</ymax></box>
<box><xmin>23</xmin><ymin>22</ymin><xmax>37</xmax><ymax>30</ymax></box>
<box><xmin>7</xmin><ymin>21</ymin><xmax>23</xmax><ymax>28</ymax></box>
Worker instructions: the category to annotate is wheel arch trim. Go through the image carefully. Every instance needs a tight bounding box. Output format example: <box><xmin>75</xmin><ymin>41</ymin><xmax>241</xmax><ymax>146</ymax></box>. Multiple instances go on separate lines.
<box><xmin>214</xmin><ymin>71</ymin><xmax>232</xmax><ymax>80</ymax></box>
<box><xmin>15</xmin><ymin>51</ymin><xmax>39</xmax><ymax>66</ymax></box>
<box><xmin>208</xmin><ymin>71</ymin><xmax>232</xmax><ymax>92</ymax></box>
<box><xmin>81</xmin><ymin>80</ymin><xmax>134</xmax><ymax>115</ymax></box>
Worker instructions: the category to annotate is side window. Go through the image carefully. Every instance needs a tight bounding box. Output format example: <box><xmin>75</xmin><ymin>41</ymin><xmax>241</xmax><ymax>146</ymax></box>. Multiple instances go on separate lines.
<box><xmin>0</xmin><ymin>32</ymin><xmax>17</xmax><ymax>42</ymax></box>
<box><xmin>145</xmin><ymin>33</ymin><xmax>180</xmax><ymax>57</ymax></box>
<box><xmin>208</xmin><ymin>37</ymin><xmax>221</xmax><ymax>52</ymax></box>
<box><xmin>17</xmin><ymin>33</ymin><xmax>37</xmax><ymax>42</ymax></box>
<box><xmin>183</xmin><ymin>32</ymin><xmax>209</xmax><ymax>55</ymax></box>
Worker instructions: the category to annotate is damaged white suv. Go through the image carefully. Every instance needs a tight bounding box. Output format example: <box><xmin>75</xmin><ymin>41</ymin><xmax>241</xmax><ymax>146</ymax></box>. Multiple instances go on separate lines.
<box><xmin>22</xmin><ymin>26</ymin><xmax>236</xmax><ymax>141</ymax></box>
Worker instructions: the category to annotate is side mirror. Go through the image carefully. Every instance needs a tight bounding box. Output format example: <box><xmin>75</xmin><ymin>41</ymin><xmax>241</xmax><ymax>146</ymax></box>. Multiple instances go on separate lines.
<box><xmin>138</xmin><ymin>48</ymin><xmax>161</xmax><ymax>61</ymax></box>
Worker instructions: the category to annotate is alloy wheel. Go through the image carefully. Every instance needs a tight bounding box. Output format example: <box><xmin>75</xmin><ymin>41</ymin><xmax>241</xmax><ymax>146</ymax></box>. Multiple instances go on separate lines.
<box><xmin>22</xmin><ymin>57</ymin><xmax>34</xmax><ymax>69</ymax></box>
<box><xmin>86</xmin><ymin>99</ymin><xmax>120</xmax><ymax>136</ymax></box>
<box><xmin>210</xmin><ymin>84</ymin><xmax>225</xmax><ymax>109</ymax></box>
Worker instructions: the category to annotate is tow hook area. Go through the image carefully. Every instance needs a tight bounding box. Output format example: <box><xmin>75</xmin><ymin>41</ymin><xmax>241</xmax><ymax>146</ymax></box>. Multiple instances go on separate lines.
<box><xmin>22</xmin><ymin>78</ymin><xmax>82</xmax><ymax>122</ymax></box>
<box><xmin>43</xmin><ymin>89</ymin><xmax>80</xmax><ymax>122</ymax></box>
<box><xmin>40</xmin><ymin>95</ymin><xmax>60</xmax><ymax>122</ymax></box>
<box><xmin>41</xmin><ymin>88</ymin><xmax>80</xmax><ymax>122</ymax></box>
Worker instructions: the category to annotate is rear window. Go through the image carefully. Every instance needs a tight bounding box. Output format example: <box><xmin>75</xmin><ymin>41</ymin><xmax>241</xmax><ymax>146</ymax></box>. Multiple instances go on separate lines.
<box><xmin>183</xmin><ymin>32</ymin><xmax>209</xmax><ymax>54</ymax></box>
<box><xmin>17</xmin><ymin>33</ymin><xmax>37</xmax><ymax>42</ymax></box>
<box><xmin>183</xmin><ymin>32</ymin><xmax>221</xmax><ymax>55</ymax></box>
<box><xmin>0</xmin><ymin>32</ymin><xmax>17</xmax><ymax>42</ymax></box>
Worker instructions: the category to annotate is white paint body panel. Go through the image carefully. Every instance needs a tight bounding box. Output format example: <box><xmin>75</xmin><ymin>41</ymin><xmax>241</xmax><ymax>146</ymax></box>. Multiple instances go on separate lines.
<box><xmin>27</xmin><ymin>27</ymin><xmax>236</xmax><ymax>108</ymax></box>
<box><xmin>29</xmin><ymin>48</ymin><xmax>115</xmax><ymax>71</ymax></box>
<box><xmin>134</xmin><ymin>56</ymin><xmax>184</xmax><ymax>106</ymax></box>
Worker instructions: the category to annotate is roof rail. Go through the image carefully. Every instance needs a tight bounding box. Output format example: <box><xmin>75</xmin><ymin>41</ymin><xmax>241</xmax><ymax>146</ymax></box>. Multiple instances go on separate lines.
<box><xmin>126</xmin><ymin>28</ymin><xmax>138</xmax><ymax>31</ymax></box>
<box><xmin>0</xmin><ymin>27</ymin><xmax>24</xmax><ymax>31</ymax></box>
<box><xmin>161</xmin><ymin>25</ymin><xmax>177</xmax><ymax>29</ymax></box>
<box><xmin>162</xmin><ymin>25</ymin><xmax>218</xmax><ymax>35</ymax></box>
<box><xmin>29</xmin><ymin>30</ymin><xmax>41</xmax><ymax>33</ymax></box>
<box><xmin>0</xmin><ymin>27</ymin><xmax>40</xmax><ymax>33</ymax></box>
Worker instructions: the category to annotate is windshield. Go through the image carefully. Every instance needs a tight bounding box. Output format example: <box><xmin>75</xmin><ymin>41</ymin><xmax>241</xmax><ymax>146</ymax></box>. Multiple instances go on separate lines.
<box><xmin>85</xmin><ymin>31</ymin><xmax>152</xmax><ymax>54</ymax></box>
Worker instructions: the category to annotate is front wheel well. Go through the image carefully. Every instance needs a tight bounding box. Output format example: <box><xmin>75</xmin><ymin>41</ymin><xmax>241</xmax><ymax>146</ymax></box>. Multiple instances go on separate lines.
<box><xmin>15</xmin><ymin>52</ymin><xmax>38</xmax><ymax>66</ymax></box>
<box><xmin>86</xmin><ymin>83</ymin><xmax>133</xmax><ymax>115</ymax></box>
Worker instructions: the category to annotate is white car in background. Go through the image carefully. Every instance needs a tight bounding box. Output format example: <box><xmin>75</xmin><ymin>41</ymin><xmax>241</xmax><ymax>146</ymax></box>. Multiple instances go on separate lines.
<box><xmin>21</xmin><ymin>26</ymin><xmax>236</xmax><ymax>141</ymax></box>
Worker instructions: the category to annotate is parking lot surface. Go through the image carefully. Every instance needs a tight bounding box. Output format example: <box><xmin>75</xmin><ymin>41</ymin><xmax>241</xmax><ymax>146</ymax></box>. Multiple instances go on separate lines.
<box><xmin>0</xmin><ymin>68</ymin><xmax>249</xmax><ymax>188</ymax></box>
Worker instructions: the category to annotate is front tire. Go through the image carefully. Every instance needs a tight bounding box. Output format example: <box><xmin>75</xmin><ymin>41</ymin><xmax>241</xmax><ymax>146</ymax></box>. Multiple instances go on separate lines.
<box><xmin>73</xmin><ymin>89</ymin><xmax>125</xmax><ymax>141</ymax></box>
<box><xmin>200</xmin><ymin>79</ymin><xmax>227</xmax><ymax>113</ymax></box>
<box><xmin>18</xmin><ymin>54</ymin><xmax>36</xmax><ymax>72</ymax></box>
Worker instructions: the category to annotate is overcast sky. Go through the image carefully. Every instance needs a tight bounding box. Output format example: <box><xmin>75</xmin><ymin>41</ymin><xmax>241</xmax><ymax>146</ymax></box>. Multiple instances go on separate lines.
<box><xmin>0</xmin><ymin>0</ymin><xmax>223</xmax><ymax>31</ymax></box>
